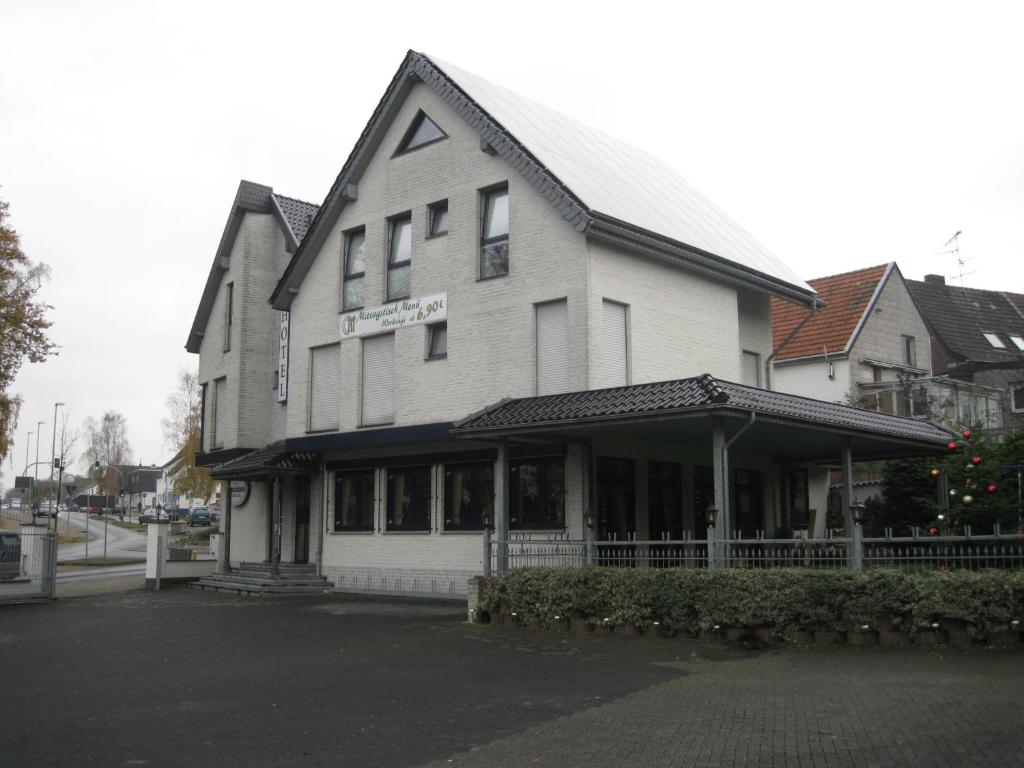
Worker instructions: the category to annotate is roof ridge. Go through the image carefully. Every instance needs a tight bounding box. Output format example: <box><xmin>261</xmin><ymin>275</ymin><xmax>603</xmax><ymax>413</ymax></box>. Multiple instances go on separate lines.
<box><xmin>273</xmin><ymin>192</ymin><xmax>321</xmax><ymax>209</ymax></box>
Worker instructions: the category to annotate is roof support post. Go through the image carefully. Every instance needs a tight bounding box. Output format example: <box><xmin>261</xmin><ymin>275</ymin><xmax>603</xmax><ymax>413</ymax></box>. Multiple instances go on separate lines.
<box><xmin>271</xmin><ymin>476</ymin><xmax>282</xmax><ymax>578</ymax></box>
<box><xmin>221</xmin><ymin>479</ymin><xmax>232</xmax><ymax>574</ymax></box>
<box><xmin>494</xmin><ymin>440</ymin><xmax>510</xmax><ymax>573</ymax></box>
<box><xmin>711</xmin><ymin>417</ymin><xmax>728</xmax><ymax>567</ymax></box>
<box><xmin>839</xmin><ymin>437</ymin><xmax>861</xmax><ymax>569</ymax></box>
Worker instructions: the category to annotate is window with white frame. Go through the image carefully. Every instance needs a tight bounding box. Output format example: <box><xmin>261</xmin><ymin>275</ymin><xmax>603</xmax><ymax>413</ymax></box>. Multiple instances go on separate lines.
<box><xmin>361</xmin><ymin>333</ymin><xmax>395</xmax><ymax>425</ymax></box>
<box><xmin>426</xmin><ymin>322</ymin><xmax>447</xmax><ymax>360</ymax></box>
<box><xmin>480</xmin><ymin>185</ymin><xmax>509</xmax><ymax>279</ymax></box>
<box><xmin>342</xmin><ymin>228</ymin><xmax>365</xmax><ymax>311</ymax></box>
<box><xmin>902</xmin><ymin>335</ymin><xmax>916</xmax><ymax>367</ymax></box>
<box><xmin>212</xmin><ymin>377</ymin><xmax>226</xmax><ymax>449</ymax></box>
<box><xmin>536</xmin><ymin>299</ymin><xmax>569</xmax><ymax>396</ymax></box>
<box><xmin>600</xmin><ymin>300</ymin><xmax>628</xmax><ymax>388</ymax></box>
<box><xmin>1012</xmin><ymin>382</ymin><xmax>1024</xmax><ymax>413</ymax></box>
<box><xmin>309</xmin><ymin>344</ymin><xmax>341</xmax><ymax>432</ymax></box>
<box><xmin>741</xmin><ymin>350</ymin><xmax>761</xmax><ymax>387</ymax></box>
<box><xmin>387</xmin><ymin>215</ymin><xmax>412</xmax><ymax>301</ymax></box>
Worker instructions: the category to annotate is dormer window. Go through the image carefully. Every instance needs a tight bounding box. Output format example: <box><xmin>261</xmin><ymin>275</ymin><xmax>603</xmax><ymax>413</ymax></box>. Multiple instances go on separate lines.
<box><xmin>982</xmin><ymin>332</ymin><xmax>1006</xmax><ymax>349</ymax></box>
<box><xmin>395</xmin><ymin>111</ymin><xmax>447</xmax><ymax>155</ymax></box>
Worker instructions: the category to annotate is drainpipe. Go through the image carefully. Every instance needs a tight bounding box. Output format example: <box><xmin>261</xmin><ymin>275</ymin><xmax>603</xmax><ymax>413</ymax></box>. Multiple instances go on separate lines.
<box><xmin>766</xmin><ymin>302</ymin><xmax>820</xmax><ymax>390</ymax></box>
<box><xmin>716</xmin><ymin>412</ymin><xmax>757</xmax><ymax>546</ymax></box>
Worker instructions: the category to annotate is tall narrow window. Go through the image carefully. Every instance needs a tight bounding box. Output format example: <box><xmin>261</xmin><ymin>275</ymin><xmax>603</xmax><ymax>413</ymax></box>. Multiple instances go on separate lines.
<box><xmin>426</xmin><ymin>322</ymin><xmax>447</xmax><ymax>360</ymax></box>
<box><xmin>212</xmin><ymin>378</ymin><xmax>226</xmax><ymax>449</ymax></box>
<box><xmin>600</xmin><ymin>300</ymin><xmax>628</xmax><ymax>388</ymax></box>
<box><xmin>343</xmin><ymin>229</ymin><xmax>365</xmax><ymax>310</ymax></box>
<box><xmin>428</xmin><ymin>200</ymin><xmax>448</xmax><ymax>237</ymax></box>
<box><xmin>510</xmin><ymin>456</ymin><xmax>565</xmax><ymax>530</ymax></box>
<box><xmin>200</xmin><ymin>382</ymin><xmax>208</xmax><ymax>452</ymax></box>
<box><xmin>223</xmin><ymin>283</ymin><xmax>234</xmax><ymax>352</ymax></box>
<box><xmin>902</xmin><ymin>335</ymin><xmax>916</xmax><ymax>367</ymax></box>
<box><xmin>309</xmin><ymin>344</ymin><xmax>341</xmax><ymax>432</ymax></box>
<box><xmin>386</xmin><ymin>466</ymin><xmax>432</xmax><ymax>532</ymax></box>
<box><xmin>1011</xmin><ymin>383</ymin><xmax>1024</xmax><ymax>413</ymax></box>
<box><xmin>333</xmin><ymin>470</ymin><xmax>375</xmax><ymax>532</ymax></box>
<box><xmin>444</xmin><ymin>462</ymin><xmax>493</xmax><ymax>531</ymax></box>
<box><xmin>536</xmin><ymin>299</ymin><xmax>569</xmax><ymax>395</ymax></box>
<box><xmin>741</xmin><ymin>351</ymin><xmax>761</xmax><ymax>387</ymax></box>
<box><xmin>387</xmin><ymin>216</ymin><xmax>412</xmax><ymax>301</ymax></box>
<box><xmin>648</xmin><ymin>461</ymin><xmax>682</xmax><ymax>539</ymax></box>
<box><xmin>480</xmin><ymin>185</ymin><xmax>509</xmax><ymax>278</ymax></box>
<box><xmin>361</xmin><ymin>333</ymin><xmax>395</xmax><ymax>425</ymax></box>
<box><xmin>395</xmin><ymin>111</ymin><xmax>447</xmax><ymax>155</ymax></box>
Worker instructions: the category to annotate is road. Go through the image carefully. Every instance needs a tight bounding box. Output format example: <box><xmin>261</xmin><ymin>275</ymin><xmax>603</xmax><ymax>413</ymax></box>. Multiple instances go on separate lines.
<box><xmin>56</xmin><ymin>509</ymin><xmax>148</xmax><ymax>561</ymax></box>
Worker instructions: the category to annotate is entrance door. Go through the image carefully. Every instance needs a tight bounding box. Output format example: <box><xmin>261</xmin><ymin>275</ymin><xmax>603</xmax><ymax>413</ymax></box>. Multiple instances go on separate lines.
<box><xmin>596</xmin><ymin>457</ymin><xmax>635</xmax><ymax>541</ymax></box>
<box><xmin>733</xmin><ymin>469</ymin><xmax>763</xmax><ymax>537</ymax></box>
<box><xmin>294</xmin><ymin>477</ymin><xmax>310</xmax><ymax>564</ymax></box>
<box><xmin>648</xmin><ymin>461</ymin><xmax>683</xmax><ymax>539</ymax></box>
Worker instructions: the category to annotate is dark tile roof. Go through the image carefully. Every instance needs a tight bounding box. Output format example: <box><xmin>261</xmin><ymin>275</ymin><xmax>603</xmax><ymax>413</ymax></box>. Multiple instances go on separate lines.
<box><xmin>907</xmin><ymin>278</ymin><xmax>1024</xmax><ymax>365</ymax></box>
<box><xmin>772</xmin><ymin>264</ymin><xmax>889</xmax><ymax>361</ymax></box>
<box><xmin>273</xmin><ymin>194</ymin><xmax>320</xmax><ymax>243</ymax></box>
<box><xmin>452</xmin><ymin>374</ymin><xmax>953</xmax><ymax>446</ymax></box>
<box><xmin>209</xmin><ymin>442</ymin><xmax>319</xmax><ymax>479</ymax></box>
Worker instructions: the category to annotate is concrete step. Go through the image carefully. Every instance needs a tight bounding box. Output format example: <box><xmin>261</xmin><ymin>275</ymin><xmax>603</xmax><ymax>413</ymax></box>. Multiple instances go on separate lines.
<box><xmin>189</xmin><ymin>577</ymin><xmax>330</xmax><ymax>596</ymax></box>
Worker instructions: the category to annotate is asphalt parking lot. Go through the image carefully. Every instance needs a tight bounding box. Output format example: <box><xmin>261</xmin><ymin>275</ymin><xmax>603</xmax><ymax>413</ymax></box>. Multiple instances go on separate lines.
<box><xmin>4</xmin><ymin>588</ymin><xmax>1023</xmax><ymax>767</ymax></box>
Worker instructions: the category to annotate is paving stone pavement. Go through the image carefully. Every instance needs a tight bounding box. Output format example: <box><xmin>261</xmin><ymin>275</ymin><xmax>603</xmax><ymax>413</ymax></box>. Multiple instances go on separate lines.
<box><xmin>419</xmin><ymin>646</ymin><xmax>1023</xmax><ymax>768</ymax></box>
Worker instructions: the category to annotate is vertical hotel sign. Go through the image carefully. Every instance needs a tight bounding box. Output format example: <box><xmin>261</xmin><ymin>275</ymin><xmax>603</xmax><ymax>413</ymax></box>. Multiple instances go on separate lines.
<box><xmin>277</xmin><ymin>311</ymin><xmax>289</xmax><ymax>402</ymax></box>
<box><xmin>339</xmin><ymin>292</ymin><xmax>447</xmax><ymax>338</ymax></box>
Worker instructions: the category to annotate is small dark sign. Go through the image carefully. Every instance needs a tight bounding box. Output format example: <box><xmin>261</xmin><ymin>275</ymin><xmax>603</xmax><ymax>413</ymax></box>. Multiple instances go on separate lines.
<box><xmin>14</xmin><ymin>476</ymin><xmax>33</xmax><ymax>490</ymax></box>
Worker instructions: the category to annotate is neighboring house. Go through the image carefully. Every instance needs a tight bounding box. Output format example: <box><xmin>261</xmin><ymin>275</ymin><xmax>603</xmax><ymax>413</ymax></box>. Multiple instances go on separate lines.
<box><xmin>187</xmin><ymin>52</ymin><xmax>950</xmax><ymax>597</ymax></box>
<box><xmin>771</xmin><ymin>263</ymin><xmax>1002</xmax><ymax>431</ymax></box>
<box><xmin>908</xmin><ymin>274</ymin><xmax>1024</xmax><ymax>434</ymax></box>
<box><xmin>116</xmin><ymin>465</ymin><xmax>162</xmax><ymax>510</ymax></box>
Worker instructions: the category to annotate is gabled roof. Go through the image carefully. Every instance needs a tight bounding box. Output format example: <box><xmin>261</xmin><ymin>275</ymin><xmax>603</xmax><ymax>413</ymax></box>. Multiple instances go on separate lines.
<box><xmin>270</xmin><ymin>51</ymin><xmax>818</xmax><ymax>311</ymax></box>
<box><xmin>452</xmin><ymin>373</ymin><xmax>953</xmax><ymax>450</ymax></box>
<box><xmin>907</xmin><ymin>276</ymin><xmax>1024</xmax><ymax>367</ymax></box>
<box><xmin>772</xmin><ymin>264</ymin><xmax>892</xmax><ymax>362</ymax></box>
<box><xmin>186</xmin><ymin>181</ymin><xmax>319</xmax><ymax>354</ymax></box>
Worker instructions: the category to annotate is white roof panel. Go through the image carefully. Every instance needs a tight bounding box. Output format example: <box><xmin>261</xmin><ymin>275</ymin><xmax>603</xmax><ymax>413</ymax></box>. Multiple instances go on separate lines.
<box><xmin>426</xmin><ymin>55</ymin><xmax>811</xmax><ymax>294</ymax></box>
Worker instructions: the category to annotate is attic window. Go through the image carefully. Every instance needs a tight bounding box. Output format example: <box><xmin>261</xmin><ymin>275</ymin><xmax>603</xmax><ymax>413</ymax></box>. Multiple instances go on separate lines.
<box><xmin>395</xmin><ymin>111</ymin><xmax>447</xmax><ymax>155</ymax></box>
<box><xmin>1010</xmin><ymin>335</ymin><xmax>1024</xmax><ymax>351</ymax></box>
<box><xmin>982</xmin><ymin>332</ymin><xmax>1006</xmax><ymax>349</ymax></box>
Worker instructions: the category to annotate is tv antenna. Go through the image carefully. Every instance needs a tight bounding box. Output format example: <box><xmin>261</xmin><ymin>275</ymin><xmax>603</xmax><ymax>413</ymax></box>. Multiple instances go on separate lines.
<box><xmin>935</xmin><ymin>230</ymin><xmax>973</xmax><ymax>287</ymax></box>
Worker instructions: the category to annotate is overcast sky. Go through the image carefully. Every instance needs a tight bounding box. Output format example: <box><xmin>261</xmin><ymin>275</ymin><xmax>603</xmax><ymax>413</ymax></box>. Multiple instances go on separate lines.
<box><xmin>2</xmin><ymin>0</ymin><xmax>1021</xmax><ymax>484</ymax></box>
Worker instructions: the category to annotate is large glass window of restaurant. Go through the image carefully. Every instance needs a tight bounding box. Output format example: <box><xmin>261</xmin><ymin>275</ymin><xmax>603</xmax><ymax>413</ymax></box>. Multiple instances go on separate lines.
<box><xmin>386</xmin><ymin>465</ymin><xmax>432</xmax><ymax>532</ymax></box>
<box><xmin>693</xmin><ymin>465</ymin><xmax>714</xmax><ymax>533</ymax></box>
<box><xmin>387</xmin><ymin>215</ymin><xmax>412</xmax><ymax>301</ymax></box>
<box><xmin>333</xmin><ymin>470</ymin><xmax>375</xmax><ymax>532</ymax></box>
<box><xmin>596</xmin><ymin>456</ymin><xmax>635</xmax><ymax>540</ymax></box>
<box><xmin>510</xmin><ymin>456</ymin><xmax>565</xmax><ymax>530</ymax></box>
<box><xmin>444</xmin><ymin>461</ymin><xmax>493</xmax><ymax>531</ymax></box>
<box><xmin>480</xmin><ymin>185</ymin><xmax>509</xmax><ymax>279</ymax></box>
<box><xmin>342</xmin><ymin>228</ymin><xmax>365</xmax><ymax>311</ymax></box>
<box><xmin>733</xmin><ymin>469</ymin><xmax>763</xmax><ymax>537</ymax></box>
<box><xmin>648</xmin><ymin>461</ymin><xmax>683</xmax><ymax>539</ymax></box>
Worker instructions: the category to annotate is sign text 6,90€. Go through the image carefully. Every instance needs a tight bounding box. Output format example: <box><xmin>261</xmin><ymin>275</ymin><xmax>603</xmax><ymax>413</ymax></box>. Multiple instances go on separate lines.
<box><xmin>339</xmin><ymin>292</ymin><xmax>447</xmax><ymax>339</ymax></box>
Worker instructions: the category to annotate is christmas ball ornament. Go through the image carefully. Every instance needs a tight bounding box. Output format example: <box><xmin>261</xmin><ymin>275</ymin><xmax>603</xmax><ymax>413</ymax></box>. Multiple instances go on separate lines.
<box><xmin>949</xmin><ymin>489</ymin><xmax>958</xmax><ymax>497</ymax></box>
<box><xmin>971</xmin><ymin>455</ymin><xmax>982</xmax><ymax>465</ymax></box>
<box><xmin>988</xmin><ymin>484</ymin><xmax>997</xmax><ymax>493</ymax></box>
<box><xmin>947</xmin><ymin>441</ymin><xmax>958</xmax><ymax>451</ymax></box>
<box><xmin>929</xmin><ymin>527</ymin><xmax>939</xmax><ymax>536</ymax></box>
<box><xmin>930</xmin><ymin>468</ymin><xmax>941</xmax><ymax>477</ymax></box>
<box><xmin>962</xmin><ymin>428</ymin><xmax>972</xmax><ymax>440</ymax></box>
<box><xmin>962</xmin><ymin>494</ymin><xmax>974</xmax><ymax>504</ymax></box>
<box><xmin>964</xmin><ymin>463</ymin><xmax>975</xmax><ymax>472</ymax></box>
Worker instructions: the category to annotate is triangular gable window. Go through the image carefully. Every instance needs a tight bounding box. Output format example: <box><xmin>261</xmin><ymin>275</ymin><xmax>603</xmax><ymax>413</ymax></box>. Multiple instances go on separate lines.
<box><xmin>395</xmin><ymin>111</ymin><xmax>447</xmax><ymax>155</ymax></box>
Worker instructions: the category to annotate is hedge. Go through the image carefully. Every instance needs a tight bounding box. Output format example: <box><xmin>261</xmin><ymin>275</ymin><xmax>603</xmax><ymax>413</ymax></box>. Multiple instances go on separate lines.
<box><xmin>481</xmin><ymin>567</ymin><xmax>1024</xmax><ymax>639</ymax></box>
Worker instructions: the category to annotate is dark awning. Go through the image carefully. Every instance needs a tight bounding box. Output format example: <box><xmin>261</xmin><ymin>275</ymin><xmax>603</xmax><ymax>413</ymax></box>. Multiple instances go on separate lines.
<box><xmin>209</xmin><ymin>441</ymin><xmax>320</xmax><ymax>479</ymax></box>
<box><xmin>452</xmin><ymin>374</ymin><xmax>955</xmax><ymax>461</ymax></box>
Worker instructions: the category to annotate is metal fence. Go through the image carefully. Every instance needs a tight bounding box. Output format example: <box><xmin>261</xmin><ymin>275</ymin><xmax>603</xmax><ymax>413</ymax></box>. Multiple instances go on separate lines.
<box><xmin>0</xmin><ymin>526</ymin><xmax>58</xmax><ymax>603</ymax></box>
<box><xmin>483</xmin><ymin>526</ymin><xmax>1024</xmax><ymax>574</ymax></box>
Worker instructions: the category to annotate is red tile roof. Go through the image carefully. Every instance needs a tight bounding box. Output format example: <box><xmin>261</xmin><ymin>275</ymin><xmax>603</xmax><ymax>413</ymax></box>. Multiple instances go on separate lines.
<box><xmin>772</xmin><ymin>264</ymin><xmax>891</xmax><ymax>361</ymax></box>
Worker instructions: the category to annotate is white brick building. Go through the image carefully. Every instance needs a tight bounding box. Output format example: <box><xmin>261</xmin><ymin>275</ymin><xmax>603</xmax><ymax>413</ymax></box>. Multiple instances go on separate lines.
<box><xmin>186</xmin><ymin>52</ymin><xmax>951</xmax><ymax>596</ymax></box>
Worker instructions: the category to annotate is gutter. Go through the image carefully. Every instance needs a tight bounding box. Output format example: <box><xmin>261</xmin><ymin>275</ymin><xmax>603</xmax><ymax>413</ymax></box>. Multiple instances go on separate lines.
<box><xmin>766</xmin><ymin>302</ymin><xmax>821</xmax><ymax>389</ymax></box>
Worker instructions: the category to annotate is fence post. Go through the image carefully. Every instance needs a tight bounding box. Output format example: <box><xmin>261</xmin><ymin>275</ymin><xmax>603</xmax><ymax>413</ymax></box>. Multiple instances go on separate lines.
<box><xmin>851</xmin><ymin>522</ymin><xmax>864</xmax><ymax>571</ymax></box>
<box><xmin>585</xmin><ymin>524</ymin><xmax>594</xmax><ymax>566</ymax></box>
<box><xmin>46</xmin><ymin>532</ymin><xmax>58</xmax><ymax>599</ymax></box>
<box><xmin>482</xmin><ymin>527</ymin><xmax>492</xmax><ymax>578</ymax></box>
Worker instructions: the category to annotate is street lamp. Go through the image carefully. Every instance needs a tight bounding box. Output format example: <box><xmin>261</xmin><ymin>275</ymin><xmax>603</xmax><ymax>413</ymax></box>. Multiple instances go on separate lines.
<box><xmin>49</xmin><ymin>402</ymin><xmax>65</xmax><ymax>532</ymax></box>
<box><xmin>92</xmin><ymin>461</ymin><xmax>124</xmax><ymax>559</ymax></box>
<box><xmin>33</xmin><ymin>420</ymin><xmax>44</xmax><ymax>511</ymax></box>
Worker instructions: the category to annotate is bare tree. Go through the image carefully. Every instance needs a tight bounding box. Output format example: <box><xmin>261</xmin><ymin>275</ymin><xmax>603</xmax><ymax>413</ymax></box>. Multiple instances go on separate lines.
<box><xmin>84</xmin><ymin>411</ymin><xmax>132</xmax><ymax>495</ymax></box>
<box><xmin>0</xmin><ymin>195</ymin><xmax>58</xmax><ymax>459</ymax></box>
<box><xmin>162</xmin><ymin>368</ymin><xmax>213</xmax><ymax>502</ymax></box>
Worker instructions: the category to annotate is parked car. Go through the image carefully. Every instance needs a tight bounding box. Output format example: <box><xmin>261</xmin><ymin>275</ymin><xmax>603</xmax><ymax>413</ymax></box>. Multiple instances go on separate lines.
<box><xmin>0</xmin><ymin>532</ymin><xmax>21</xmax><ymax>580</ymax></box>
<box><xmin>10</xmin><ymin>497</ymin><xmax>22</xmax><ymax>509</ymax></box>
<box><xmin>139</xmin><ymin>508</ymin><xmax>169</xmax><ymax>523</ymax></box>
<box><xmin>188</xmin><ymin>507</ymin><xmax>211</xmax><ymax>527</ymax></box>
<box><xmin>35</xmin><ymin>501</ymin><xmax>57</xmax><ymax>517</ymax></box>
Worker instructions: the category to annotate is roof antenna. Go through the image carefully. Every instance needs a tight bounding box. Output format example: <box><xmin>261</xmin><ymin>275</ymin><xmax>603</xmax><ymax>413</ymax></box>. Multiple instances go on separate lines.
<box><xmin>938</xmin><ymin>230</ymin><xmax>972</xmax><ymax>289</ymax></box>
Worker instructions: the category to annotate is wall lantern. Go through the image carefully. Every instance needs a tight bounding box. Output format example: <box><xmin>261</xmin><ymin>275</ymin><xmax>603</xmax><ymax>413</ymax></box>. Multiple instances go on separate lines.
<box><xmin>851</xmin><ymin>501</ymin><xmax>866</xmax><ymax>526</ymax></box>
<box><xmin>706</xmin><ymin>505</ymin><xmax>718</xmax><ymax>530</ymax></box>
